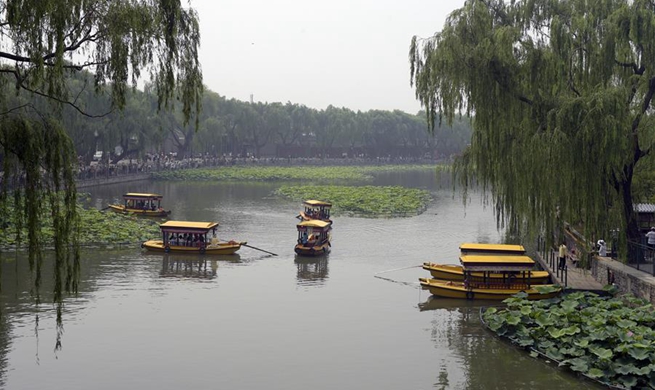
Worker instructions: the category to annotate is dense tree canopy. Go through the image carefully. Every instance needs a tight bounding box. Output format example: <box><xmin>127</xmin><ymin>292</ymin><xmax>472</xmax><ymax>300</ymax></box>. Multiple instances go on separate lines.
<box><xmin>410</xmin><ymin>0</ymin><xmax>655</xmax><ymax>257</ymax></box>
<box><xmin>0</xmin><ymin>0</ymin><xmax>203</xmax><ymax>326</ymax></box>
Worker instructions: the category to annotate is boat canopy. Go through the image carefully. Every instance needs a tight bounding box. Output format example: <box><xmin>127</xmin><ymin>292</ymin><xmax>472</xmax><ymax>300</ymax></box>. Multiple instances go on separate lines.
<box><xmin>303</xmin><ymin>200</ymin><xmax>332</xmax><ymax>208</ymax></box>
<box><xmin>159</xmin><ymin>221</ymin><xmax>219</xmax><ymax>234</ymax></box>
<box><xmin>124</xmin><ymin>192</ymin><xmax>163</xmax><ymax>200</ymax></box>
<box><xmin>297</xmin><ymin>220</ymin><xmax>331</xmax><ymax>229</ymax></box>
<box><xmin>459</xmin><ymin>242</ymin><xmax>525</xmax><ymax>255</ymax></box>
<box><xmin>459</xmin><ymin>255</ymin><xmax>535</xmax><ymax>272</ymax></box>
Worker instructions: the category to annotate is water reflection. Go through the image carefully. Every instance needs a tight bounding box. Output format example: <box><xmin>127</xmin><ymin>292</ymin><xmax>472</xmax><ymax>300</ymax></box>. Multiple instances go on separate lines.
<box><xmin>158</xmin><ymin>253</ymin><xmax>241</xmax><ymax>280</ymax></box>
<box><xmin>419</xmin><ymin>297</ymin><xmax>604</xmax><ymax>389</ymax></box>
<box><xmin>294</xmin><ymin>255</ymin><xmax>329</xmax><ymax>286</ymax></box>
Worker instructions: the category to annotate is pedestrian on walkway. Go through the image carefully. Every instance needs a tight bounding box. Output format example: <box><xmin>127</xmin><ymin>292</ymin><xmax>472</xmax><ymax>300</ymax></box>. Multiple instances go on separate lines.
<box><xmin>558</xmin><ymin>241</ymin><xmax>568</xmax><ymax>270</ymax></box>
<box><xmin>597</xmin><ymin>239</ymin><xmax>607</xmax><ymax>257</ymax></box>
<box><xmin>646</xmin><ymin>228</ymin><xmax>655</xmax><ymax>260</ymax></box>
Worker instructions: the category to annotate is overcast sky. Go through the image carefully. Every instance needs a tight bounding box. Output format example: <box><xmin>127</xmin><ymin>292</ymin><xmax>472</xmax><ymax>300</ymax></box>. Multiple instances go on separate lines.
<box><xmin>189</xmin><ymin>0</ymin><xmax>467</xmax><ymax>114</ymax></box>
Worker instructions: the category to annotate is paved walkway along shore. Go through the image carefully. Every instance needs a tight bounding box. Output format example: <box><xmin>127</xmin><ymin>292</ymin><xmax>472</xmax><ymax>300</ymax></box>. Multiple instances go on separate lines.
<box><xmin>536</xmin><ymin>250</ymin><xmax>604</xmax><ymax>291</ymax></box>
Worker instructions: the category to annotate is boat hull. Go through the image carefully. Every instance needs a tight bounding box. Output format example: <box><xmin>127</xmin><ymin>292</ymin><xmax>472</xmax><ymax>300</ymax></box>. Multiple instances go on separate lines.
<box><xmin>142</xmin><ymin>240</ymin><xmax>244</xmax><ymax>255</ymax></box>
<box><xmin>294</xmin><ymin>242</ymin><xmax>330</xmax><ymax>256</ymax></box>
<box><xmin>418</xmin><ymin>278</ymin><xmax>561</xmax><ymax>300</ymax></box>
<box><xmin>108</xmin><ymin>204</ymin><xmax>171</xmax><ymax>217</ymax></box>
<box><xmin>422</xmin><ymin>263</ymin><xmax>551</xmax><ymax>284</ymax></box>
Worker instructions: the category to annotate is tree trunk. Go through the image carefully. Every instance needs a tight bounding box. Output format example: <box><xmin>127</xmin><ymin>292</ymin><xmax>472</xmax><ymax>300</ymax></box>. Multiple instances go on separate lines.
<box><xmin>620</xmin><ymin>169</ymin><xmax>641</xmax><ymax>263</ymax></box>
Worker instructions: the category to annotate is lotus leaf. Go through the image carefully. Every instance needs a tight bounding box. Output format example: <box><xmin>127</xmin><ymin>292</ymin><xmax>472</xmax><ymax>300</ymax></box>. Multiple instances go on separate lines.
<box><xmin>505</xmin><ymin>314</ymin><xmax>521</xmax><ymax>326</ymax></box>
<box><xmin>589</xmin><ymin>346</ymin><xmax>613</xmax><ymax>360</ymax></box>
<box><xmin>586</xmin><ymin>368</ymin><xmax>606</xmax><ymax>379</ymax></box>
<box><xmin>618</xmin><ymin>375</ymin><xmax>638</xmax><ymax>388</ymax></box>
<box><xmin>545</xmin><ymin>347</ymin><xmax>565</xmax><ymax>361</ymax></box>
<box><xmin>628</xmin><ymin>346</ymin><xmax>651</xmax><ymax>360</ymax></box>
<box><xmin>573</xmin><ymin>338</ymin><xmax>590</xmax><ymax>348</ymax></box>
<box><xmin>535</xmin><ymin>313</ymin><xmax>556</xmax><ymax>327</ymax></box>
<box><xmin>538</xmin><ymin>340</ymin><xmax>555</xmax><ymax>350</ymax></box>
<box><xmin>529</xmin><ymin>350</ymin><xmax>539</xmax><ymax>358</ymax></box>
<box><xmin>565</xmin><ymin>357</ymin><xmax>590</xmax><ymax>372</ymax></box>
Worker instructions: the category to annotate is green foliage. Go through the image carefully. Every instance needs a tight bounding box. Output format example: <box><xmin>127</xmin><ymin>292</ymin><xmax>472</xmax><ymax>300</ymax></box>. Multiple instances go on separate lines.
<box><xmin>275</xmin><ymin>185</ymin><xmax>432</xmax><ymax>218</ymax></box>
<box><xmin>483</xmin><ymin>291</ymin><xmax>655</xmax><ymax>388</ymax></box>
<box><xmin>0</xmin><ymin>200</ymin><xmax>159</xmax><ymax>250</ymax></box>
<box><xmin>151</xmin><ymin>164</ymin><xmax>446</xmax><ymax>183</ymax></box>
<box><xmin>410</xmin><ymin>0</ymin><xmax>655</xmax><ymax>254</ymax></box>
<box><xmin>0</xmin><ymin>0</ymin><xmax>203</xmax><ymax>347</ymax></box>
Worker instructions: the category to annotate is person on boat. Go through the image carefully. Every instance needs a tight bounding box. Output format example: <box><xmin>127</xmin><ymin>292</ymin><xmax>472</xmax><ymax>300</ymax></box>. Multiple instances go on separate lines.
<box><xmin>558</xmin><ymin>242</ymin><xmax>568</xmax><ymax>270</ymax></box>
<box><xmin>301</xmin><ymin>231</ymin><xmax>308</xmax><ymax>245</ymax></box>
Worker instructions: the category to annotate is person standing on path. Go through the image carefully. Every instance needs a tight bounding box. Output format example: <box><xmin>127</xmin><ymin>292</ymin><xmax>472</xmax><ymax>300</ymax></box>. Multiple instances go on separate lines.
<box><xmin>646</xmin><ymin>227</ymin><xmax>655</xmax><ymax>260</ymax></box>
<box><xmin>558</xmin><ymin>242</ymin><xmax>568</xmax><ymax>270</ymax></box>
<box><xmin>597</xmin><ymin>239</ymin><xmax>607</xmax><ymax>257</ymax></box>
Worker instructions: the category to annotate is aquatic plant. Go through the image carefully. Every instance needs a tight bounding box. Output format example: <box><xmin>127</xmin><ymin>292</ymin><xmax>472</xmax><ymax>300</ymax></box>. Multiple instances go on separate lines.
<box><xmin>275</xmin><ymin>185</ymin><xmax>432</xmax><ymax>217</ymax></box>
<box><xmin>482</xmin><ymin>291</ymin><xmax>655</xmax><ymax>389</ymax></box>
<box><xmin>0</xmin><ymin>204</ymin><xmax>160</xmax><ymax>251</ymax></box>
<box><xmin>151</xmin><ymin>164</ymin><xmax>446</xmax><ymax>182</ymax></box>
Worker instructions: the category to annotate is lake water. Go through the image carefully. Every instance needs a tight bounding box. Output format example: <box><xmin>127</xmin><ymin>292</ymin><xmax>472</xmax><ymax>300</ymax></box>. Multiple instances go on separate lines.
<box><xmin>0</xmin><ymin>170</ymin><xmax>601</xmax><ymax>389</ymax></box>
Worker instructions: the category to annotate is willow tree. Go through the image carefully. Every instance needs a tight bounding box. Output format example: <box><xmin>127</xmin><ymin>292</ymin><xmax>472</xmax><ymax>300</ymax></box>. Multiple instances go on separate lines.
<box><xmin>410</xmin><ymin>0</ymin><xmax>655</xmax><ymax>257</ymax></box>
<box><xmin>0</xmin><ymin>0</ymin><xmax>203</xmax><ymax>331</ymax></box>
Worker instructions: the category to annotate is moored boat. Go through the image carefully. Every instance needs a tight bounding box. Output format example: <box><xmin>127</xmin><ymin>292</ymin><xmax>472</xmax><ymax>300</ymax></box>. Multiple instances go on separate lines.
<box><xmin>459</xmin><ymin>242</ymin><xmax>526</xmax><ymax>256</ymax></box>
<box><xmin>297</xmin><ymin>200</ymin><xmax>332</xmax><ymax>224</ymax></box>
<box><xmin>419</xmin><ymin>253</ymin><xmax>561</xmax><ymax>300</ymax></box>
<box><xmin>142</xmin><ymin>221</ymin><xmax>246</xmax><ymax>255</ymax></box>
<box><xmin>418</xmin><ymin>278</ymin><xmax>561</xmax><ymax>300</ymax></box>
<box><xmin>422</xmin><ymin>263</ymin><xmax>551</xmax><ymax>284</ymax></box>
<box><xmin>295</xmin><ymin>220</ymin><xmax>331</xmax><ymax>256</ymax></box>
<box><xmin>108</xmin><ymin>192</ymin><xmax>171</xmax><ymax>217</ymax></box>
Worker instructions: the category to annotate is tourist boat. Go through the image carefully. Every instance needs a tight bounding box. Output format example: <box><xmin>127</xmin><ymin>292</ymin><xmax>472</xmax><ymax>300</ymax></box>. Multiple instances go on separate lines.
<box><xmin>108</xmin><ymin>192</ymin><xmax>171</xmax><ymax>217</ymax></box>
<box><xmin>459</xmin><ymin>242</ymin><xmax>526</xmax><ymax>255</ymax></box>
<box><xmin>421</xmin><ymin>263</ymin><xmax>551</xmax><ymax>284</ymax></box>
<box><xmin>297</xmin><ymin>200</ymin><xmax>332</xmax><ymax>224</ymax></box>
<box><xmin>419</xmin><ymin>254</ymin><xmax>561</xmax><ymax>300</ymax></box>
<box><xmin>295</xmin><ymin>220</ymin><xmax>332</xmax><ymax>256</ymax></box>
<box><xmin>141</xmin><ymin>221</ymin><xmax>246</xmax><ymax>255</ymax></box>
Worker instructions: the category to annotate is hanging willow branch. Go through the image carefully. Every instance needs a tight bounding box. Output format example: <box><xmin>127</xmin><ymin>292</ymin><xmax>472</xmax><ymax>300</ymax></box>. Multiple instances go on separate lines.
<box><xmin>410</xmin><ymin>0</ymin><xmax>655</xmax><ymax>256</ymax></box>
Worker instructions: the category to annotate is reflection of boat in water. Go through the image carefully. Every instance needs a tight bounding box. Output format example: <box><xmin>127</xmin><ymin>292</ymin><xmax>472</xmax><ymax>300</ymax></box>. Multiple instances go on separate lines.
<box><xmin>295</xmin><ymin>254</ymin><xmax>329</xmax><ymax>283</ymax></box>
<box><xmin>295</xmin><ymin>220</ymin><xmax>332</xmax><ymax>256</ymax></box>
<box><xmin>297</xmin><ymin>200</ymin><xmax>332</xmax><ymax>224</ymax></box>
<box><xmin>419</xmin><ymin>253</ymin><xmax>561</xmax><ymax>300</ymax></box>
<box><xmin>418</xmin><ymin>296</ymin><xmax>496</xmax><ymax>311</ymax></box>
<box><xmin>160</xmin><ymin>257</ymin><xmax>218</xmax><ymax>279</ymax></box>
<box><xmin>108</xmin><ymin>192</ymin><xmax>171</xmax><ymax>217</ymax></box>
<box><xmin>142</xmin><ymin>221</ymin><xmax>246</xmax><ymax>255</ymax></box>
<box><xmin>158</xmin><ymin>253</ymin><xmax>242</xmax><ymax>279</ymax></box>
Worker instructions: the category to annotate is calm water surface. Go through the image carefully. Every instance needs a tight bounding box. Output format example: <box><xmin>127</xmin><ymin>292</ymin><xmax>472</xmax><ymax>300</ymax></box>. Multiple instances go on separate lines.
<box><xmin>0</xmin><ymin>171</ymin><xmax>601</xmax><ymax>389</ymax></box>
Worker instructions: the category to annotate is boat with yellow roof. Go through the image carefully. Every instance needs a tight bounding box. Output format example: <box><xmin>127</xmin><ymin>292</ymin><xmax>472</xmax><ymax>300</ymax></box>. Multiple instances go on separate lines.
<box><xmin>419</xmin><ymin>254</ymin><xmax>561</xmax><ymax>300</ymax></box>
<box><xmin>297</xmin><ymin>200</ymin><xmax>332</xmax><ymax>224</ymax></box>
<box><xmin>108</xmin><ymin>192</ymin><xmax>171</xmax><ymax>217</ymax></box>
<box><xmin>422</xmin><ymin>242</ymin><xmax>549</xmax><ymax>283</ymax></box>
<box><xmin>295</xmin><ymin>219</ymin><xmax>332</xmax><ymax>256</ymax></box>
<box><xmin>141</xmin><ymin>221</ymin><xmax>246</xmax><ymax>255</ymax></box>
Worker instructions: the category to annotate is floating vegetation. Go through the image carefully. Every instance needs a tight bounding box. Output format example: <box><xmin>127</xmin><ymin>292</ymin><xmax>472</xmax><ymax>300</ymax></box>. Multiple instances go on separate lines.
<box><xmin>482</xmin><ymin>290</ymin><xmax>655</xmax><ymax>389</ymax></box>
<box><xmin>0</xmin><ymin>204</ymin><xmax>160</xmax><ymax>251</ymax></box>
<box><xmin>151</xmin><ymin>164</ymin><xmax>446</xmax><ymax>182</ymax></box>
<box><xmin>275</xmin><ymin>185</ymin><xmax>432</xmax><ymax>217</ymax></box>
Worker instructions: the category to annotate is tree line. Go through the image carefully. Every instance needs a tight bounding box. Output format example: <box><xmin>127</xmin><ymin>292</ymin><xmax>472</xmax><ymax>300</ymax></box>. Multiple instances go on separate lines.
<box><xmin>4</xmin><ymin>71</ymin><xmax>472</xmax><ymax>165</ymax></box>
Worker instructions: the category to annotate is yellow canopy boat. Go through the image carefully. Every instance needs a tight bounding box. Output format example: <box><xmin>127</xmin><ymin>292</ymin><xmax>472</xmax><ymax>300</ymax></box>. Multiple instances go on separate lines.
<box><xmin>422</xmin><ymin>263</ymin><xmax>551</xmax><ymax>284</ymax></box>
<box><xmin>459</xmin><ymin>242</ymin><xmax>526</xmax><ymax>255</ymax></box>
<box><xmin>418</xmin><ymin>278</ymin><xmax>561</xmax><ymax>300</ymax></box>
<box><xmin>142</xmin><ymin>221</ymin><xmax>246</xmax><ymax>255</ymax></box>
<box><xmin>295</xmin><ymin>220</ymin><xmax>332</xmax><ymax>256</ymax></box>
<box><xmin>419</xmin><ymin>254</ymin><xmax>561</xmax><ymax>300</ymax></box>
<box><xmin>297</xmin><ymin>200</ymin><xmax>332</xmax><ymax>224</ymax></box>
<box><xmin>108</xmin><ymin>193</ymin><xmax>171</xmax><ymax>217</ymax></box>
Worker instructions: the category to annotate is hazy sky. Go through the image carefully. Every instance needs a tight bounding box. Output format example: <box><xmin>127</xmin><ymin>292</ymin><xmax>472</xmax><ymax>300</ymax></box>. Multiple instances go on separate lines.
<box><xmin>190</xmin><ymin>0</ymin><xmax>467</xmax><ymax>114</ymax></box>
